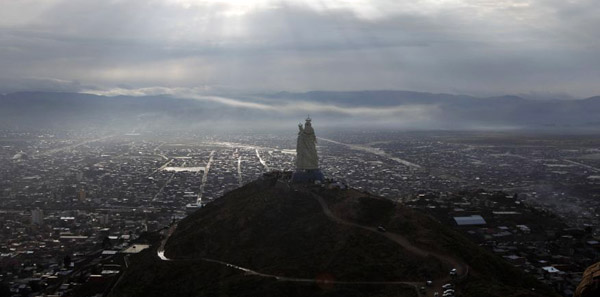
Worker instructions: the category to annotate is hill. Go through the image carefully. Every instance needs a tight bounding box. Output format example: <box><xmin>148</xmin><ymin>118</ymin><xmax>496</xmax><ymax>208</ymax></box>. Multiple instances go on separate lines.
<box><xmin>111</xmin><ymin>173</ymin><xmax>558</xmax><ymax>297</ymax></box>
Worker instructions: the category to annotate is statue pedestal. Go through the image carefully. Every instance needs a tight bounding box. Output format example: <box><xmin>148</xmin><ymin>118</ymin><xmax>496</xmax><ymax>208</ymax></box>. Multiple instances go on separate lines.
<box><xmin>291</xmin><ymin>169</ymin><xmax>324</xmax><ymax>183</ymax></box>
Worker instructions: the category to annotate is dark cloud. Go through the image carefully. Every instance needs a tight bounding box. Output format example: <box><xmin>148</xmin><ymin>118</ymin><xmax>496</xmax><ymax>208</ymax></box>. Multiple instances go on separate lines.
<box><xmin>0</xmin><ymin>0</ymin><xmax>598</xmax><ymax>97</ymax></box>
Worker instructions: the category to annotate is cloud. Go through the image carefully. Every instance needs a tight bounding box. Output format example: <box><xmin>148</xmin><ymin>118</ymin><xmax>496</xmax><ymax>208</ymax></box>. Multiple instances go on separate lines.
<box><xmin>84</xmin><ymin>86</ymin><xmax>440</xmax><ymax>120</ymax></box>
<box><xmin>0</xmin><ymin>1</ymin><xmax>599</xmax><ymax>97</ymax></box>
<box><xmin>0</xmin><ymin>77</ymin><xmax>93</xmax><ymax>94</ymax></box>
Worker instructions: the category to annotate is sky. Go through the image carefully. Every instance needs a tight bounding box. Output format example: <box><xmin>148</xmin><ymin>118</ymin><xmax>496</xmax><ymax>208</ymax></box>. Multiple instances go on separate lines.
<box><xmin>1</xmin><ymin>0</ymin><xmax>599</xmax><ymax>99</ymax></box>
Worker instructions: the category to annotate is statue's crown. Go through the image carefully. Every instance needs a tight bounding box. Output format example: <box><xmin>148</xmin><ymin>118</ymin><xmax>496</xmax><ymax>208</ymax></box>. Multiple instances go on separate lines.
<box><xmin>306</xmin><ymin>115</ymin><xmax>312</xmax><ymax>122</ymax></box>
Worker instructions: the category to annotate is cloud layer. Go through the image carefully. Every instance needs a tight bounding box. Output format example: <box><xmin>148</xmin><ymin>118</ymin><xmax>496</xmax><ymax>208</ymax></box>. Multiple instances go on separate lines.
<box><xmin>1</xmin><ymin>0</ymin><xmax>599</xmax><ymax>97</ymax></box>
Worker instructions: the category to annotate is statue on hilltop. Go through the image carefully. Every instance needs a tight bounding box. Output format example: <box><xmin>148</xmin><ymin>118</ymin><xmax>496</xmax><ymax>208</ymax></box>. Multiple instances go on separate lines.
<box><xmin>296</xmin><ymin>116</ymin><xmax>319</xmax><ymax>170</ymax></box>
<box><xmin>292</xmin><ymin>116</ymin><xmax>324</xmax><ymax>183</ymax></box>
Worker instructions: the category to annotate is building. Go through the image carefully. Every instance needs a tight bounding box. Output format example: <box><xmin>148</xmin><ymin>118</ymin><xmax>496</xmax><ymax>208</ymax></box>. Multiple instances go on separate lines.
<box><xmin>453</xmin><ymin>215</ymin><xmax>486</xmax><ymax>226</ymax></box>
<box><xmin>98</xmin><ymin>213</ymin><xmax>110</xmax><ymax>225</ymax></box>
<box><xmin>31</xmin><ymin>208</ymin><xmax>43</xmax><ymax>225</ymax></box>
<box><xmin>78</xmin><ymin>188</ymin><xmax>86</xmax><ymax>201</ymax></box>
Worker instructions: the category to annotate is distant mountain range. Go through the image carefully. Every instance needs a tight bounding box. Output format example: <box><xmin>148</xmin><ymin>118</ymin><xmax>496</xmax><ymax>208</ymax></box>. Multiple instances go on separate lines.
<box><xmin>1</xmin><ymin>91</ymin><xmax>599</xmax><ymax>131</ymax></box>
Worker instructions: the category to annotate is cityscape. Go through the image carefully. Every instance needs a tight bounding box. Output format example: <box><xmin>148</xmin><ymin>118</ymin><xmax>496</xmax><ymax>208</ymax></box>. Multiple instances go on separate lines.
<box><xmin>1</xmin><ymin>129</ymin><xmax>598</xmax><ymax>296</ymax></box>
<box><xmin>3</xmin><ymin>0</ymin><xmax>600</xmax><ymax>296</ymax></box>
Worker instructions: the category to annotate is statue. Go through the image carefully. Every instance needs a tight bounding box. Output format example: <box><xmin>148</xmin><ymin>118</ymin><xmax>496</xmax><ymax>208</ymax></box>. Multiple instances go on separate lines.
<box><xmin>296</xmin><ymin>116</ymin><xmax>319</xmax><ymax>170</ymax></box>
<box><xmin>292</xmin><ymin>116</ymin><xmax>324</xmax><ymax>183</ymax></box>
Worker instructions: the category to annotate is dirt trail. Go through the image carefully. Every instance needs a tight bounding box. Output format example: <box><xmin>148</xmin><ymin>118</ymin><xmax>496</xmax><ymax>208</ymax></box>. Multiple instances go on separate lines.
<box><xmin>153</xmin><ymin>189</ymin><xmax>469</xmax><ymax>297</ymax></box>
<box><xmin>155</xmin><ymin>226</ymin><xmax>422</xmax><ymax>294</ymax></box>
<box><xmin>313</xmin><ymin>193</ymin><xmax>465</xmax><ymax>271</ymax></box>
<box><xmin>310</xmin><ymin>192</ymin><xmax>469</xmax><ymax>296</ymax></box>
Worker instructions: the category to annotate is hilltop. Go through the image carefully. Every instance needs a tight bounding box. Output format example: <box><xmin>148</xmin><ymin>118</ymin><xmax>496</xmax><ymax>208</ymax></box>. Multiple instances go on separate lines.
<box><xmin>111</xmin><ymin>173</ymin><xmax>557</xmax><ymax>297</ymax></box>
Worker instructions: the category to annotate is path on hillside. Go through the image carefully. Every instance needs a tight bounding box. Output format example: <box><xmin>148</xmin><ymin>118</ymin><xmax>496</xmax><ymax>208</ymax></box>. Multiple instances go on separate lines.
<box><xmin>154</xmin><ymin>223</ymin><xmax>422</xmax><ymax>294</ymax></box>
<box><xmin>153</xmin><ymin>189</ymin><xmax>470</xmax><ymax>297</ymax></box>
<box><xmin>312</xmin><ymin>193</ymin><xmax>465</xmax><ymax>269</ymax></box>
<box><xmin>309</xmin><ymin>191</ymin><xmax>469</xmax><ymax>296</ymax></box>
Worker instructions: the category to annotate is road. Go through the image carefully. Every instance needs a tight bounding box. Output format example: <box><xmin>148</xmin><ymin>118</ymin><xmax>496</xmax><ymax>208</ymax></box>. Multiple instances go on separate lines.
<box><xmin>255</xmin><ymin>149</ymin><xmax>270</xmax><ymax>171</ymax></box>
<box><xmin>148</xmin><ymin>158</ymin><xmax>174</xmax><ymax>177</ymax></box>
<box><xmin>310</xmin><ymin>191</ymin><xmax>468</xmax><ymax>296</ymax></box>
<box><xmin>318</xmin><ymin>137</ymin><xmax>422</xmax><ymax>169</ymax></box>
<box><xmin>37</xmin><ymin>135</ymin><xmax>115</xmax><ymax>157</ymax></box>
<box><xmin>157</xmin><ymin>224</ymin><xmax>176</xmax><ymax>261</ymax></box>
<box><xmin>237</xmin><ymin>156</ymin><xmax>243</xmax><ymax>187</ymax></box>
<box><xmin>152</xmin><ymin>161</ymin><xmax>185</xmax><ymax>201</ymax></box>
<box><xmin>198</xmin><ymin>151</ymin><xmax>215</xmax><ymax>202</ymax></box>
<box><xmin>154</xmin><ymin>188</ymin><xmax>469</xmax><ymax>297</ymax></box>
<box><xmin>155</xmin><ymin>223</ymin><xmax>421</xmax><ymax>294</ymax></box>
<box><xmin>563</xmin><ymin>159</ymin><xmax>600</xmax><ymax>173</ymax></box>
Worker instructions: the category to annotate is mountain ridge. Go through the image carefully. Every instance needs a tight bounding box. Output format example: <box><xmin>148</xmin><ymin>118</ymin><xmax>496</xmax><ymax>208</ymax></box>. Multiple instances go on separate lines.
<box><xmin>2</xmin><ymin>90</ymin><xmax>600</xmax><ymax>131</ymax></box>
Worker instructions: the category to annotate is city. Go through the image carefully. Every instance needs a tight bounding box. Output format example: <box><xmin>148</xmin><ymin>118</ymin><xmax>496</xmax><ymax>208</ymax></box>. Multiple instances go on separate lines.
<box><xmin>3</xmin><ymin>0</ymin><xmax>600</xmax><ymax>296</ymax></box>
<box><xmin>1</xmin><ymin>129</ymin><xmax>598</xmax><ymax>296</ymax></box>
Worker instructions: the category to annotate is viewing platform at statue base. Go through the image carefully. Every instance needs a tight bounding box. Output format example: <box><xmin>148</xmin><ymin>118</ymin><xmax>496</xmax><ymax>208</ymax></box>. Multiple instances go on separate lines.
<box><xmin>291</xmin><ymin>169</ymin><xmax>324</xmax><ymax>183</ymax></box>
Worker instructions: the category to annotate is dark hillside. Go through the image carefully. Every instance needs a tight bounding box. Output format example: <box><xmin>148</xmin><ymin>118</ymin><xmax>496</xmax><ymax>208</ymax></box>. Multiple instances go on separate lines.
<box><xmin>165</xmin><ymin>179</ymin><xmax>445</xmax><ymax>281</ymax></box>
<box><xmin>112</xmin><ymin>174</ymin><xmax>558</xmax><ymax>297</ymax></box>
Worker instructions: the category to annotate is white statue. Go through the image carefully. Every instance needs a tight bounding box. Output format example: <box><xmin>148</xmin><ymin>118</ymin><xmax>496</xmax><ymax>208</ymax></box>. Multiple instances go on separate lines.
<box><xmin>296</xmin><ymin>116</ymin><xmax>319</xmax><ymax>170</ymax></box>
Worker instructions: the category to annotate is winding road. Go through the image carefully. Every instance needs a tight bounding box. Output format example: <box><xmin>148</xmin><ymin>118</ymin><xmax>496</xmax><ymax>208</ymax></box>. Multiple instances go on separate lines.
<box><xmin>310</xmin><ymin>191</ymin><xmax>468</xmax><ymax>296</ymax></box>
<box><xmin>155</xmin><ymin>187</ymin><xmax>468</xmax><ymax>297</ymax></box>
